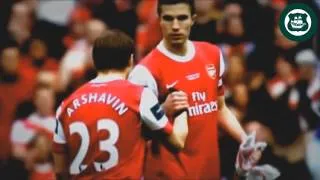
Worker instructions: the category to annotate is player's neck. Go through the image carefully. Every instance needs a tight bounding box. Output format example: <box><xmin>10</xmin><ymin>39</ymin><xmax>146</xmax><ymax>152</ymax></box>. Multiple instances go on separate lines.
<box><xmin>164</xmin><ymin>40</ymin><xmax>188</xmax><ymax>56</ymax></box>
<box><xmin>97</xmin><ymin>71</ymin><xmax>127</xmax><ymax>80</ymax></box>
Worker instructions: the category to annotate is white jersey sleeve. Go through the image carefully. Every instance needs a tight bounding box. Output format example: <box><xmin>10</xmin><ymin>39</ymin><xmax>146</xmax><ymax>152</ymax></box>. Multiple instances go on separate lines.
<box><xmin>139</xmin><ymin>88</ymin><xmax>172</xmax><ymax>133</ymax></box>
<box><xmin>219</xmin><ymin>50</ymin><xmax>225</xmax><ymax>87</ymax></box>
<box><xmin>54</xmin><ymin>105</ymin><xmax>66</xmax><ymax>144</ymax></box>
<box><xmin>128</xmin><ymin>65</ymin><xmax>159</xmax><ymax>96</ymax></box>
<box><xmin>11</xmin><ymin>121</ymin><xmax>35</xmax><ymax>144</ymax></box>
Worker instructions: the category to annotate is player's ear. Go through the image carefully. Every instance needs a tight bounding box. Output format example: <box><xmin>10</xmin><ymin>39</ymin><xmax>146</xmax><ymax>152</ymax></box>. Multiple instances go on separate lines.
<box><xmin>128</xmin><ymin>54</ymin><xmax>134</xmax><ymax>69</ymax></box>
<box><xmin>125</xmin><ymin>54</ymin><xmax>134</xmax><ymax>78</ymax></box>
<box><xmin>191</xmin><ymin>14</ymin><xmax>197</xmax><ymax>26</ymax></box>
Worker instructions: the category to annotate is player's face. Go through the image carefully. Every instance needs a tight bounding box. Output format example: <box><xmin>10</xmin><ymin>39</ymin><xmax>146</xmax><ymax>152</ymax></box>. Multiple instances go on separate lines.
<box><xmin>159</xmin><ymin>3</ymin><xmax>195</xmax><ymax>47</ymax></box>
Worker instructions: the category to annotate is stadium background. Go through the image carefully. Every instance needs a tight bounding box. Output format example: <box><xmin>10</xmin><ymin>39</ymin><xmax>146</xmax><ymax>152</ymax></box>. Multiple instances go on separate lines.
<box><xmin>0</xmin><ymin>0</ymin><xmax>319</xmax><ymax>179</ymax></box>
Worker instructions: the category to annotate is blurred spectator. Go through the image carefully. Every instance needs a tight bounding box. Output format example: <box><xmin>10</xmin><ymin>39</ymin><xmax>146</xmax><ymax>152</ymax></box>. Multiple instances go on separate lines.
<box><xmin>0</xmin><ymin>44</ymin><xmax>36</xmax><ymax>161</ymax></box>
<box><xmin>273</xmin><ymin>25</ymin><xmax>308</xmax><ymax>64</ymax></box>
<box><xmin>242</xmin><ymin>0</ymin><xmax>276</xmax><ymax>43</ymax></box>
<box><xmin>289</xmin><ymin>49</ymin><xmax>320</xmax><ymax>130</ymax></box>
<box><xmin>295</xmin><ymin>50</ymin><xmax>318</xmax><ymax>81</ymax></box>
<box><xmin>37</xmin><ymin>71</ymin><xmax>58</xmax><ymax>91</ymax></box>
<box><xmin>63</xmin><ymin>6</ymin><xmax>92</xmax><ymax>49</ymax></box>
<box><xmin>246</xmin><ymin>72</ymin><xmax>275</xmax><ymax>126</ymax></box>
<box><xmin>265</xmin><ymin>54</ymin><xmax>302</xmax><ymax>146</ymax></box>
<box><xmin>11</xmin><ymin>84</ymin><xmax>56</xmax><ymax>180</ymax></box>
<box><xmin>23</xmin><ymin>0</ymin><xmax>38</xmax><ymax>12</ymax></box>
<box><xmin>190</xmin><ymin>0</ymin><xmax>222</xmax><ymax>43</ymax></box>
<box><xmin>31</xmin><ymin>0</ymin><xmax>74</xmax><ymax>59</ymax></box>
<box><xmin>93</xmin><ymin>0</ymin><xmax>138</xmax><ymax>38</ymax></box>
<box><xmin>8</xmin><ymin>2</ymin><xmax>34</xmax><ymax>46</ymax></box>
<box><xmin>20</xmin><ymin>39</ymin><xmax>59</xmax><ymax>75</ymax></box>
<box><xmin>219</xmin><ymin>5</ymin><xmax>255</xmax><ymax>62</ymax></box>
<box><xmin>225</xmin><ymin>2</ymin><xmax>243</xmax><ymax>17</ymax></box>
<box><xmin>224</xmin><ymin>55</ymin><xmax>246</xmax><ymax>92</ymax></box>
<box><xmin>36</xmin><ymin>0</ymin><xmax>75</xmax><ymax>26</ymax></box>
<box><xmin>306</xmin><ymin>127</ymin><xmax>320</xmax><ymax>180</ymax></box>
<box><xmin>135</xmin><ymin>0</ymin><xmax>161</xmax><ymax>59</ymax></box>
<box><xmin>242</xmin><ymin>0</ymin><xmax>277</xmax><ymax>76</ymax></box>
<box><xmin>58</xmin><ymin>19</ymin><xmax>107</xmax><ymax>92</ymax></box>
<box><xmin>304</xmin><ymin>50</ymin><xmax>320</xmax><ymax>180</ymax></box>
<box><xmin>268</xmin><ymin>55</ymin><xmax>297</xmax><ymax>100</ymax></box>
<box><xmin>136</xmin><ymin>0</ymin><xmax>157</xmax><ymax>24</ymax></box>
<box><xmin>226</xmin><ymin>16</ymin><xmax>244</xmax><ymax>39</ymax></box>
<box><xmin>310</xmin><ymin>64</ymin><xmax>320</xmax><ymax>117</ymax></box>
<box><xmin>228</xmin><ymin>83</ymin><xmax>249</xmax><ymax>122</ymax></box>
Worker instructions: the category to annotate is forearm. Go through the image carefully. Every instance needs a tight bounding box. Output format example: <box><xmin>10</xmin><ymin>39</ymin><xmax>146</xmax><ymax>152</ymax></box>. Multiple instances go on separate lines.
<box><xmin>218</xmin><ymin>97</ymin><xmax>246</xmax><ymax>143</ymax></box>
<box><xmin>173</xmin><ymin>111</ymin><xmax>188</xmax><ymax>147</ymax></box>
<box><xmin>219</xmin><ymin>106</ymin><xmax>246</xmax><ymax>143</ymax></box>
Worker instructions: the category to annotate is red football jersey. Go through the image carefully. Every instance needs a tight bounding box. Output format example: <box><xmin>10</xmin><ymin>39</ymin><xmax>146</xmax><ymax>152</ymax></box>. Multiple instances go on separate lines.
<box><xmin>53</xmin><ymin>76</ymin><xmax>172</xmax><ymax>179</ymax></box>
<box><xmin>129</xmin><ymin>40</ymin><xmax>225</xmax><ymax>179</ymax></box>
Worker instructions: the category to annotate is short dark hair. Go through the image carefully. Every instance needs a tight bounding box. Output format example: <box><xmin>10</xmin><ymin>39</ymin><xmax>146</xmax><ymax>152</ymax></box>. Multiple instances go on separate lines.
<box><xmin>157</xmin><ymin>0</ymin><xmax>195</xmax><ymax>16</ymax></box>
<box><xmin>92</xmin><ymin>30</ymin><xmax>134</xmax><ymax>71</ymax></box>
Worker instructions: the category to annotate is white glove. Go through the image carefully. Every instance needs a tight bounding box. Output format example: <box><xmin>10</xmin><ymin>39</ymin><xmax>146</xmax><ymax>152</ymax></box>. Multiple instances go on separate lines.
<box><xmin>235</xmin><ymin>131</ymin><xmax>267</xmax><ymax>174</ymax></box>
<box><xmin>246</xmin><ymin>164</ymin><xmax>281</xmax><ymax>180</ymax></box>
<box><xmin>235</xmin><ymin>131</ymin><xmax>280</xmax><ymax>179</ymax></box>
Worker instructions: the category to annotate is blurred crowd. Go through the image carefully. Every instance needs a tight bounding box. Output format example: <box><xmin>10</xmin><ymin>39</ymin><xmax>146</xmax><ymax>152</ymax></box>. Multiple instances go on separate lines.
<box><xmin>0</xmin><ymin>0</ymin><xmax>319</xmax><ymax>179</ymax></box>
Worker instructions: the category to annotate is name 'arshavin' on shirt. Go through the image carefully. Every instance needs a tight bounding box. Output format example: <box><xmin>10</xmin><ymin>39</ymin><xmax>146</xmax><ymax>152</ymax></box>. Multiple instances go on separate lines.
<box><xmin>66</xmin><ymin>93</ymin><xmax>128</xmax><ymax>117</ymax></box>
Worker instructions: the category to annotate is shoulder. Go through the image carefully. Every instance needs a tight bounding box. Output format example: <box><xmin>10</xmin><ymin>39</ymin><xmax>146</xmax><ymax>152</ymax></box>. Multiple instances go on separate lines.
<box><xmin>129</xmin><ymin>64</ymin><xmax>155</xmax><ymax>80</ymax></box>
<box><xmin>115</xmin><ymin>80</ymin><xmax>145</xmax><ymax>94</ymax></box>
<box><xmin>194</xmin><ymin>41</ymin><xmax>221</xmax><ymax>53</ymax></box>
<box><xmin>110</xmin><ymin>80</ymin><xmax>145</xmax><ymax>112</ymax></box>
<box><xmin>129</xmin><ymin>64</ymin><xmax>159</xmax><ymax>96</ymax></box>
<box><xmin>56</xmin><ymin>83</ymin><xmax>90</xmax><ymax>117</ymax></box>
<box><xmin>139</xmin><ymin>48</ymin><xmax>164</xmax><ymax>67</ymax></box>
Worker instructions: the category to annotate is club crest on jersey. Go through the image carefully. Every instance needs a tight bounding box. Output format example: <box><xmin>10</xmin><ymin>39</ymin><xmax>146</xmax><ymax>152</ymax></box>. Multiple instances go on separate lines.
<box><xmin>206</xmin><ymin>64</ymin><xmax>216</xmax><ymax>79</ymax></box>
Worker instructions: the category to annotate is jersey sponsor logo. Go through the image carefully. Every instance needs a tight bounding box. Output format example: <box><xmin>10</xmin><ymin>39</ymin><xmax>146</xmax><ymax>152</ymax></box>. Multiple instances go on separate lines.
<box><xmin>166</xmin><ymin>80</ymin><xmax>179</xmax><ymax>89</ymax></box>
<box><xmin>186</xmin><ymin>73</ymin><xmax>200</xmax><ymax>80</ymax></box>
<box><xmin>188</xmin><ymin>100</ymin><xmax>218</xmax><ymax>117</ymax></box>
<box><xmin>206</xmin><ymin>64</ymin><xmax>216</xmax><ymax>79</ymax></box>
<box><xmin>189</xmin><ymin>91</ymin><xmax>217</xmax><ymax>116</ymax></box>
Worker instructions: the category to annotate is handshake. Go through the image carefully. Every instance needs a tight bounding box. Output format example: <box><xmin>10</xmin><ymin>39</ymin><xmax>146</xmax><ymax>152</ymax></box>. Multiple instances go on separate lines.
<box><xmin>235</xmin><ymin>132</ymin><xmax>281</xmax><ymax>180</ymax></box>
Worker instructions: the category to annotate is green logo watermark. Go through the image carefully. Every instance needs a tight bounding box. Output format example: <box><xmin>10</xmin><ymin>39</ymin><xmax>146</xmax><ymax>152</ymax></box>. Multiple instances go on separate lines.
<box><xmin>279</xmin><ymin>3</ymin><xmax>318</xmax><ymax>42</ymax></box>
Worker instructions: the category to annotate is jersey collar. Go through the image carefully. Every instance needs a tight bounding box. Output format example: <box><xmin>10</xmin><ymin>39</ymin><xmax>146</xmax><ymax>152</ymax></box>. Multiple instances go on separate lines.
<box><xmin>156</xmin><ymin>40</ymin><xmax>195</xmax><ymax>62</ymax></box>
<box><xmin>90</xmin><ymin>74</ymin><xmax>125</xmax><ymax>83</ymax></box>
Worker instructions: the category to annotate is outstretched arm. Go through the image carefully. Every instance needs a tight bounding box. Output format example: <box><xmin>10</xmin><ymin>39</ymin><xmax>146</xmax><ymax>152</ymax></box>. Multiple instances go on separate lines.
<box><xmin>217</xmin><ymin>95</ymin><xmax>247</xmax><ymax>143</ymax></box>
<box><xmin>216</xmin><ymin>95</ymin><xmax>278</xmax><ymax>178</ymax></box>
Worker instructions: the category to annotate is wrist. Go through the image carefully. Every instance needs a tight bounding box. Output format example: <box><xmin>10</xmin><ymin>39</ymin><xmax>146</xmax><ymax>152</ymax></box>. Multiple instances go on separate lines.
<box><xmin>161</xmin><ymin>103</ymin><xmax>172</xmax><ymax>117</ymax></box>
<box><xmin>240</xmin><ymin>133</ymin><xmax>248</xmax><ymax>144</ymax></box>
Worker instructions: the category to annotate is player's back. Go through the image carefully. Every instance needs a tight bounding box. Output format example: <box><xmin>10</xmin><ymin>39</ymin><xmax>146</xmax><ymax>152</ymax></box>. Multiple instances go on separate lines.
<box><xmin>55</xmin><ymin>79</ymin><xmax>145</xmax><ymax>179</ymax></box>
